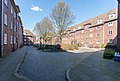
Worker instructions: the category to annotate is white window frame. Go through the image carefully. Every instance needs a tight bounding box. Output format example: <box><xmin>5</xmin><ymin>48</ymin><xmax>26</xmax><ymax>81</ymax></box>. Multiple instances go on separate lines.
<box><xmin>14</xmin><ymin>11</ymin><xmax>16</xmax><ymax>18</ymax></box>
<box><xmin>4</xmin><ymin>33</ymin><xmax>7</xmax><ymax>44</ymax></box>
<box><xmin>90</xmin><ymin>34</ymin><xmax>93</xmax><ymax>38</ymax></box>
<box><xmin>85</xmin><ymin>25</ymin><xmax>89</xmax><ymax>29</ymax></box>
<box><xmin>11</xmin><ymin>21</ymin><xmax>13</xmax><ymax>29</ymax></box>
<box><xmin>108</xmin><ymin>30</ymin><xmax>113</xmax><ymax>35</ymax></box>
<box><xmin>97</xmin><ymin>19</ymin><xmax>103</xmax><ymax>24</ymax></box>
<box><xmin>14</xmin><ymin>24</ymin><xmax>16</xmax><ymax>31</ymax></box>
<box><xmin>108</xmin><ymin>14</ymin><xmax>115</xmax><ymax>20</ymax></box>
<box><xmin>4</xmin><ymin>13</ymin><xmax>8</xmax><ymax>25</ymax></box>
<box><xmin>11</xmin><ymin>36</ymin><xmax>13</xmax><ymax>44</ymax></box>
<box><xmin>108</xmin><ymin>22</ymin><xmax>113</xmax><ymax>27</ymax></box>
<box><xmin>96</xmin><ymin>33</ymin><xmax>100</xmax><ymax>37</ymax></box>
<box><xmin>81</xmin><ymin>30</ymin><xmax>84</xmax><ymax>33</ymax></box>
<box><xmin>11</xmin><ymin>5</ymin><xmax>13</xmax><ymax>14</ymax></box>
<box><xmin>96</xmin><ymin>40</ymin><xmax>100</xmax><ymax>44</ymax></box>
<box><xmin>78</xmin><ymin>26</ymin><xmax>81</xmax><ymax>29</ymax></box>
<box><xmin>24</xmin><ymin>39</ymin><xmax>27</xmax><ymax>41</ymax></box>
<box><xmin>14</xmin><ymin>37</ymin><xmax>16</xmax><ymax>44</ymax></box>
<box><xmin>73</xmin><ymin>28</ymin><xmax>76</xmax><ymax>31</ymax></box>
<box><xmin>89</xmin><ymin>41</ymin><xmax>93</xmax><ymax>44</ymax></box>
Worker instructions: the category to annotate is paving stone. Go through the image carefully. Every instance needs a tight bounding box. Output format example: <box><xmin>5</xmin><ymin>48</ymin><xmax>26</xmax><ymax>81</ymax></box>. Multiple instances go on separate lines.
<box><xmin>69</xmin><ymin>50</ymin><xmax>120</xmax><ymax>81</ymax></box>
<box><xmin>19</xmin><ymin>47</ymin><xmax>94</xmax><ymax>81</ymax></box>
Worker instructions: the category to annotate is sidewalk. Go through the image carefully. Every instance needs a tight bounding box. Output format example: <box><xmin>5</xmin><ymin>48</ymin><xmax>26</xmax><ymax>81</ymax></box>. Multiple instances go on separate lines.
<box><xmin>67</xmin><ymin>51</ymin><xmax>120</xmax><ymax>81</ymax></box>
<box><xmin>0</xmin><ymin>46</ymin><xmax>28</xmax><ymax>81</ymax></box>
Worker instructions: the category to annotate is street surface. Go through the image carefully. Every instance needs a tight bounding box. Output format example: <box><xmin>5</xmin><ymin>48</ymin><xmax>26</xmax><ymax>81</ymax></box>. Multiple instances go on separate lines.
<box><xmin>19</xmin><ymin>46</ymin><xmax>95</xmax><ymax>81</ymax></box>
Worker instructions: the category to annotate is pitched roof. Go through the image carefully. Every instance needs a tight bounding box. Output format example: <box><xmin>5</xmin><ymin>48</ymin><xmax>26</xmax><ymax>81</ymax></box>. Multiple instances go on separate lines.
<box><xmin>23</xmin><ymin>29</ymin><xmax>35</xmax><ymax>36</ymax></box>
<box><xmin>66</xmin><ymin>8</ymin><xmax>117</xmax><ymax>32</ymax></box>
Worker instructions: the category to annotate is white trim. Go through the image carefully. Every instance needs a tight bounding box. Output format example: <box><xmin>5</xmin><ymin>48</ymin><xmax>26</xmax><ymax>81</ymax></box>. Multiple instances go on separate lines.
<box><xmin>4</xmin><ymin>33</ymin><xmax>7</xmax><ymax>44</ymax></box>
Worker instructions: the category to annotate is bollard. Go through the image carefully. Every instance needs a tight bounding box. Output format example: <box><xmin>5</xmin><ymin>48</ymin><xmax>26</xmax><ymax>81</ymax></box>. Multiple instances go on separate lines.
<box><xmin>114</xmin><ymin>52</ymin><xmax>118</xmax><ymax>62</ymax></box>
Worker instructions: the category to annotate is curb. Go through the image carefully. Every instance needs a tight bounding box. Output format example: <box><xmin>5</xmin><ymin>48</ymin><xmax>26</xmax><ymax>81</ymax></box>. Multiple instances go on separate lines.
<box><xmin>66</xmin><ymin>51</ymin><xmax>100</xmax><ymax>81</ymax></box>
<box><xmin>14</xmin><ymin>47</ymin><xmax>32</xmax><ymax>81</ymax></box>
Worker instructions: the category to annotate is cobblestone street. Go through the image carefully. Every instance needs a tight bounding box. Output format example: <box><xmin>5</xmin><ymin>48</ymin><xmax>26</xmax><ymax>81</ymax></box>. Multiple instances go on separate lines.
<box><xmin>19</xmin><ymin>46</ymin><xmax>95</xmax><ymax>81</ymax></box>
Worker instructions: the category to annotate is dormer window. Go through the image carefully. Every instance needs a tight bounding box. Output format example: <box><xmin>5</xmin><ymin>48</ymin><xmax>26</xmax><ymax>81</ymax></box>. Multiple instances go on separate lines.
<box><xmin>108</xmin><ymin>13</ymin><xmax>115</xmax><ymax>20</ymax></box>
<box><xmin>85</xmin><ymin>25</ymin><xmax>89</xmax><ymax>29</ymax></box>
<box><xmin>73</xmin><ymin>28</ymin><xmax>76</xmax><ymax>31</ymax></box>
<box><xmin>97</xmin><ymin>19</ymin><xmax>103</xmax><ymax>24</ymax></box>
<box><xmin>78</xmin><ymin>26</ymin><xmax>81</xmax><ymax>29</ymax></box>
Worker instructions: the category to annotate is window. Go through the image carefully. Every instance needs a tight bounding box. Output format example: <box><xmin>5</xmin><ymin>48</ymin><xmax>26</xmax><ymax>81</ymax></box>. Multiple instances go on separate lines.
<box><xmin>24</xmin><ymin>39</ymin><xmax>27</xmax><ymax>41</ymax></box>
<box><xmin>96</xmin><ymin>26</ymin><xmax>101</xmax><ymax>30</ymax></box>
<box><xmin>96</xmin><ymin>40</ymin><xmax>100</xmax><ymax>44</ymax></box>
<box><xmin>108</xmin><ymin>14</ymin><xmax>115</xmax><ymax>20</ymax></box>
<box><xmin>85</xmin><ymin>25</ymin><xmax>89</xmax><ymax>29</ymax></box>
<box><xmin>78</xmin><ymin>26</ymin><xmax>81</xmax><ymax>29</ymax></box>
<box><xmin>81</xmin><ymin>41</ymin><xmax>84</xmax><ymax>44</ymax></box>
<box><xmin>11</xmin><ymin>21</ymin><xmax>13</xmax><ymax>29</ymax></box>
<box><xmin>90</xmin><ymin>34</ymin><xmax>93</xmax><ymax>38</ymax></box>
<box><xmin>4</xmin><ymin>33</ymin><xmax>7</xmax><ymax>44</ymax></box>
<box><xmin>108</xmin><ymin>22</ymin><xmax>113</xmax><ymax>26</ymax></box>
<box><xmin>89</xmin><ymin>41</ymin><xmax>93</xmax><ymax>44</ymax></box>
<box><xmin>14</xmin><ymin>37</ymin><xmax>16</xmax><ymax>44</ymax></box>
<box><xmin>24</xmin><ymin>43</ymin><xmax>26</xmax><ymax>45</ymax></box>
<box><xmin>90</xmin><ymin>28</ymin><xmax>93</xmax><ymax>32</ymax></box>
<box><xmin>11</xmin><ymin>6</ymin><xmax>13</xmax><ymax>14</ymax></box>
<box><xmin>97</xmin><ymin>19</ymin><xmax>103</xmax><ymax>24</ymax></box>
<box><xmin>14</xmin><ymin>11</ymin><xmax>16</xmax><ymax>18</ymax></box>
<box><xmin>108</xmin><ymin>30</ymin><xmax>113</xmax><ymax>35</ymax></box>
<box><xmin>96</xmin><ymin>34</ymin><xmax>100</xmax><ymax>37</ymax></box>
<box><xmin>14</xmin><ymin>24</ymin><xmax>16</xmax><ymax>31</ymax></box>
<box><xmin>73</xmin><ymin>28</ymin><xmax>76</xmax><ymax>31</ymax></box>
<box><xmin>4</xmin><ymin>13</ymin><xmax>8</xmax><ymax>25</ymax></box>
<box><xmin>4</xmin><ymin>0</ymin><xmax>8</xmax><ymax>5</ymax></box>
<box><xmin>81</xmin><ymin>30</ymin><xmax>84</xmax><ymax>33</ymax></box>
<box><xmin>108</xmin><ymin>39</ymin><xmax>113</xmax><ymax>44</ymax></box>
<box><xmin>11</xmin><ymin>36</ymin><xmax>13</xmax><ymax>44</ymax></box>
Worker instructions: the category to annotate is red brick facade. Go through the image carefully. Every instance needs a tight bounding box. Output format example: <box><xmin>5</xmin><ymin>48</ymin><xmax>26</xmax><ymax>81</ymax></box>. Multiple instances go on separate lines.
<box><xmin>53</xmin><ymin>8</ymin><xmax>118</xmax><ymax>48</ymax></box>
<box><xmin>117</xmin><ymin>0</ymin><xmax>120</xmax><ymax>49</ymax></box>
<box><xmin>23</xmin><ymin>29</ymin><xmax>35</xmax><ymax>45</ymax></box>
<box><xmin>0</xmin><ymin>0</ymin><xmax>23</xmax><ymax>57</ymax></box>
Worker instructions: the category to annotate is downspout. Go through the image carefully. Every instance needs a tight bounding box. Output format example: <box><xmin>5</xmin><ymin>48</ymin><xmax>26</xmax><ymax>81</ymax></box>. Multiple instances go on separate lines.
<box><xmin>117</xmin><ymin>0</ymin><xmax>120</xmax><ymax>50</ymax></box>
<box><xmin>0</xmin><ymin>0</ymin><xmax>3</xmax><ymax>57</ymax></box>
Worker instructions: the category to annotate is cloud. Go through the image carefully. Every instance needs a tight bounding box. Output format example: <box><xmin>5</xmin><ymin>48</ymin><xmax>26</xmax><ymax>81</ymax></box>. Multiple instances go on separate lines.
<box><xmin>31</xmin><ymin>5</ymin><xmax>43</xmax><ymax>12</ymax></box>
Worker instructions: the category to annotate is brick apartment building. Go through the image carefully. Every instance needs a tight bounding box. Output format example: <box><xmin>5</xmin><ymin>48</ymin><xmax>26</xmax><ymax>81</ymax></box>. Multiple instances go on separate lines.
<box><xmin>23</xmin><ymin>29</ymin><xmax>35</xmax><ymax>45</ymax></box>
<box><xmin>60</xmin><ymin>8</ymin><xmax>118</xmax><ymax>48</ymax></box>
<box><xmin>0</xmin><ymin>0</ymin><xmax>23</xmax><ymax>57</ymax></box>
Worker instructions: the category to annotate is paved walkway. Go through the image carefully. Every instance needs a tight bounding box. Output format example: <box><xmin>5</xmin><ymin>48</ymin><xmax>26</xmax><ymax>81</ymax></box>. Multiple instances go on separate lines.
<box><xmin>19</xmin><ymin>46</ymin><xmax>94</xmax><ymax>81</ymax></box>
<box><xmin>0</xmin><ymin>46</ymin><xmax>28</xmax><ymax>81</ymax></box>
<box><xmin>68</xmin><ymin>50</ymin><xmax>120</xmax><ymax>81</ymax></box>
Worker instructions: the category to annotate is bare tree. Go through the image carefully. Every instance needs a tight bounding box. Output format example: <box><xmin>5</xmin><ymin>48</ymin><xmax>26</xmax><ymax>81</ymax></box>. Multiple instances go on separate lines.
<box><xmin>50</xmin><ymin>1</ymin><xmax>75</xmax><ymax>43</ymax></box>
<box><xmin>34</xmin><ymin>17</ymin><xmax>55</xmax><ymax>44</ymax></box>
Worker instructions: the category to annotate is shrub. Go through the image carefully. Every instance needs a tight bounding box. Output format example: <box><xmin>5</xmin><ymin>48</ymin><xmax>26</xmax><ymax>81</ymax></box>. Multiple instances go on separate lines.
<box><xmin>105</xmin><ymin>45</ymin><xmax>117</xmax><ymax>49</ymax></box>
<box><xmin>61</xmin><ymin>44</ymin><xmax>78</xmax><ymax>50</ymax></box>
<box><xmin>103</xmin><ymin>49</ymin><xmax>115</xmax><ymax>59</ymax></box>
<box><xmin>33</xmin><ymin>44</ymin><xmax>39</xmax><ymax>47</ymax></box>
<box><xmin>101</xmin><ymin>44</ymin><xmax>105</xmax><ymax>48</ymax></box>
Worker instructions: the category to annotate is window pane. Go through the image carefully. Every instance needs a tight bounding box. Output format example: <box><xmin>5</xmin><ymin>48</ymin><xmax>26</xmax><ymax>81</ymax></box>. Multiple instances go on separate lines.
<box><xmin>4</xmin><ymin>33</ymin><xmax>7</xmax><ymax>44</ymax></box>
